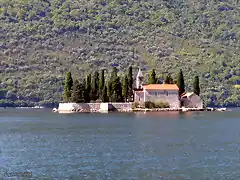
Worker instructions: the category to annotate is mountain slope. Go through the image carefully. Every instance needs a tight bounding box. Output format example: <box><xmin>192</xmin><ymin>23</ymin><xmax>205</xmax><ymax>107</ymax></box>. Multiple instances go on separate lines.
<box><xmin>0</xmin><ymin>0</ymin><xmax>239</xmax><ymax>106</ymax></box>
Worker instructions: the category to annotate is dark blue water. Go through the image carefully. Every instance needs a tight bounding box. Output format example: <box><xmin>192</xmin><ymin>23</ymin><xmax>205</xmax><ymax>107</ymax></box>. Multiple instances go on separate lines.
<box><xmin>0</xmin><ymin>108</ymin><xmax>240</xmax><ymax>179</ymax></box>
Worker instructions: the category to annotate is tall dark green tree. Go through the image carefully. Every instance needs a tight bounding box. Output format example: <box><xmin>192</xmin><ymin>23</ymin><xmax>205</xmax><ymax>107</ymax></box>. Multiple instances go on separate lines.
<box><xmin>99</xmin><ymin>69</ymin><xmax>105</xmax><ymax>91</ymax></box>
<box><xmin>107</xmin><ymin>81</ymin><xmax>113</xmax><ymax>102</ymax></box>
<box><xmin>127</xmin><ymin>66</ymin><xmax>133</xmax><ymax>101</ymax></box>
<box><xmin>101</xmin><ymin>85</ymin><xmax>108</xmax><ymax>102</ymax></box>
<box><xmin>193</xmin><ymin>75</ymin><xmax>200</xmax><ymax>96</ymax></box>
<box><xmin>111</xmin><ymin>91</ymin><xmax>118</xmax><ymax>102</ymax></box>
<box><xmin>99</xmin><ymin>69</ymin><xmax>105</xmax><ymax>100</ymax></box>
<box><xmin>110</xmin><ymin>67</ymin><xmax>118</xmax><ymax>80</ymax></box>
<box><xmin>177</xmin><ymin>69</ymin><xmax>185</xmax><ymax>96</ymax></box>
<box><xmin>112</xmin><ymin>76</ymin><xmax>123</xmax><ymax>102</ymax></box>
<box><xmin>148</xmin><ymin>69</ymin><xmax>157</xmax><ymax>84</ymax></box>
<box><xmin>91</xmin><ymin>71</ymin><xmax>99</xmax><ymax>101</ymax></box>
<box><xmin>71</xmin><ymin>80</ymin><xmax>84</xmax><ymax>103</ymax></box>
<box><xmin>109</xmin><ymin>67</ymin><xmax>123</xmax><ymax>102</ymax></box>
<box><xmin>122</xmin><ymin>75</ymin><xmax>129</xmax><ymax>102</ymax></box>
<box><xmin>63</xmin><ymin>72</ymin><xmax>73</xmax><ymax>102</ymax></box>
<box><xmin>164</xmin><ymin>74</ymin><xmax>174</xmax><ymax>84</ymax></box>
<box><xmin>84</xmin><ymin>74</ymin><xmax>91</xmax><ymax>102</ymax></box>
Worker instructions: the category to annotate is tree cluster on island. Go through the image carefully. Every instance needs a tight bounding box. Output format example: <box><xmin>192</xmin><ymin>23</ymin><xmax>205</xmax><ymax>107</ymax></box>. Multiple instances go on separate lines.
<box><xmin>64</xmin><ymin>66</ymin><xmax>134</xmax><ymax>103</ymax></box>
<box><xmin>63</xmin><ymin>67</ymin><xmax>200</xmax><ymax>103</ymax></box>
<box><xmin>148</xmin><ymin>69</ymin><xmax>200</xmax><ymax>96</ymax></box>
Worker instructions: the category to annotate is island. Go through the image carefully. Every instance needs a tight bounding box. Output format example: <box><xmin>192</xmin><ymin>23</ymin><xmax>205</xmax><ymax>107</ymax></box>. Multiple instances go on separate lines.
<box><xmin>54</xmin><ymin>67</ymin><xmax>226</xmax><ymax>113</ymax></box>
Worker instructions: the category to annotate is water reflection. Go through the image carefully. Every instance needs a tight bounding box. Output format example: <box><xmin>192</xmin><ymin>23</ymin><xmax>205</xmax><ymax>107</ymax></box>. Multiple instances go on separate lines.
<box><xmin>133</xmin><ymin>111</ymin><xmax>200</xmax><ymax>119</ymax></box>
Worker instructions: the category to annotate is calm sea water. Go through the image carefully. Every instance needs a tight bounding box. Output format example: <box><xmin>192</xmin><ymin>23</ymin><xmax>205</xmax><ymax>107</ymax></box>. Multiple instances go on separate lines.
<box><xmin>0</xmin><ymin>108</ymin><xmax>240</xmax><ymax>179</ymax></box>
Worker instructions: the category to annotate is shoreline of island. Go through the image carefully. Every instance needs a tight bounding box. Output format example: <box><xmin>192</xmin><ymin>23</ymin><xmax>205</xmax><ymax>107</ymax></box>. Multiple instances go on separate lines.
<box><xmin>51</xmin><ymin>102</ymin><xmax>228</xmax><ymax>114</ymax></box>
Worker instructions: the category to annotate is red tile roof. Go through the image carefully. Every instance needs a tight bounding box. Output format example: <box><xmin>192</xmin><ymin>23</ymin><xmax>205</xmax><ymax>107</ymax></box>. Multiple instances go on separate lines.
<box><xmin>143</xmin><ymin>84</ymin><xmax>179</xmax><ymax>90</ymax></box>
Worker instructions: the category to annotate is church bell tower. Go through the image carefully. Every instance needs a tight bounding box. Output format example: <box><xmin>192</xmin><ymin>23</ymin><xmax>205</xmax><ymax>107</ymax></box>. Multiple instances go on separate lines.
<box><xmin>136</xmin><ymin>69</ymin><xmax>144</xmax><ymax>89</ymax></box>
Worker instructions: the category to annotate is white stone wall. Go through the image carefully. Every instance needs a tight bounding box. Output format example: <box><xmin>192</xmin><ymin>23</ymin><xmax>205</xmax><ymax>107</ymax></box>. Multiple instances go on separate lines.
<box><xmin>134</xmin><ymin>90</ymin><xmax>180</xmax><ymax>108</ymax></box>
<box><xmin>58</xmin><ymin>102</ymin><xmax>132</xmax><ymax>112</ymax></box>
<box><xmin>110</xmin><ymin>103</ymin><xmax>133</xmax><ymax>110</ymax></box>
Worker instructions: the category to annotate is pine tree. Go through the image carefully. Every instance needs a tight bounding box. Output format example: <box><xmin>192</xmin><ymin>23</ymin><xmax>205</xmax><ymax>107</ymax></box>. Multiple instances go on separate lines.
<box><xmin>71</xmin><ymin>80</ymin><xmax>84</xmax><ymax>103</ymax></box>
<box><xmin>193</xmin><ymin>75</ymin><xmax>200</xmax><ymax>96</ymax></box>
<box><xmin>63</xmin><ymin>72</ymin><xmax>73</xmax><ymax>102</ymax></box>
<box><xmin>127</xmin><ymin>66</ymin><xmax>133</xmax><ymax>101</ymax></box>
<box><xmin>84</xmin><ymin>74</ymin><xmax>91</xmax><ymax>102</ymax></box>
<box><xmin>122</xmin><ymin>75</ymin><xmax>129</xmax><ymax>102</ymax></box>
<box><xmin>177</xmin><ymin>69</ymin><xmax>185</xmax><ymax>96</ymax></box>
<box><xmin>148</xmin><ymin>69</ymin><xmax>157</xmax><ymax>84</ymax></box>
<box><xmin>164</xmin><ymin>74</ymin><xmax>174</xmax><ymax>84</ymax></box>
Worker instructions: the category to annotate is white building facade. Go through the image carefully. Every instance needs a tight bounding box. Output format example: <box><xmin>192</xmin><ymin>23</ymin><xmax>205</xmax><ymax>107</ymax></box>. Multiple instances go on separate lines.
<box><xmin>134</xmin><ymin>69</ymin><xmax>180</xmax><ymax>108</ymax></box>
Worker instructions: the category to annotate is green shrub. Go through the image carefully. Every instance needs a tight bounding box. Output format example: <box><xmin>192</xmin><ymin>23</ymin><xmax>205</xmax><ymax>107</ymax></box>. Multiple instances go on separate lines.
<box><xmin>154</xmin><ymin>100</ymin><xmax>170</xmax><ymax>108</ymax></box>
<box><xmin>132</xmin><ymin>102</ymin><xmax>140</xmax><ymax>109</ymax></box>
<box><xmin>144</xmin><ymin>101</ymin><xmax>155</xmax><ymax>108</ymax></box>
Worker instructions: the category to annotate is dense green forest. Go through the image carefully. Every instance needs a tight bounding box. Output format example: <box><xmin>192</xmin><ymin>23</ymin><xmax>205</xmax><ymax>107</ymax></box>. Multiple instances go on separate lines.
<box><xmin>0</xmin><ymin>0</ymin><xmax>239</xmax><ymax>107</ymax></box>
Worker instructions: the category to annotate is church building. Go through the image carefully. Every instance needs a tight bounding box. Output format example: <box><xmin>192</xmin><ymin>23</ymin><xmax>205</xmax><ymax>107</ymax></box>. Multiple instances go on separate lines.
<box><xmin>134</xmin><ymin>69</ymin><xmax>180</xmax><ymax>108</ymax></box>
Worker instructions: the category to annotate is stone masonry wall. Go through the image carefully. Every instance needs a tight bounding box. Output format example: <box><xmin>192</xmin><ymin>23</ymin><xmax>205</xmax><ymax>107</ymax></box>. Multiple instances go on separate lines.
<box><xmin>58</xmin><ymin>102</ymin><xmax>132</xmax><ymax>112</ymax></box>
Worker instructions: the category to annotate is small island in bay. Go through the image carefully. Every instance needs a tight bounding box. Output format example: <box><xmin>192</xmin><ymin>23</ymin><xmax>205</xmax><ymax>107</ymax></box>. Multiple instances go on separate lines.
<box><xmin>55</xmin><ymin>66</ymin><xmax>226</xmax><ymax>113</ymax></box>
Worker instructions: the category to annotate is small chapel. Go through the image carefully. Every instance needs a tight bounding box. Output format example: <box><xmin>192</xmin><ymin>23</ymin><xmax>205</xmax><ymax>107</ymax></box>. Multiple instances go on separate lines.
<box><xmin>133</xmin><ymin>69</ymin><xmax>181</xmax><ymax>108</ymax></box>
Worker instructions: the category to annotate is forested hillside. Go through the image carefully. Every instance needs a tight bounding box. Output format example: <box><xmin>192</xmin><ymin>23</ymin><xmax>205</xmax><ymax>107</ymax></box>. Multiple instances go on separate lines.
<box><xmin>0</xmin><ymin>0</ymin><xmax>239</xmax><ymax>107</ymax></box>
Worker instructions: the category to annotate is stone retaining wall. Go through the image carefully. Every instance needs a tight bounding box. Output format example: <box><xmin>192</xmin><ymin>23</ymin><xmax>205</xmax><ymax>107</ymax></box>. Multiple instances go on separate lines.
<box><xmin>58</xmin><ymin>102</ymin><xmax>132</xmax><ymax>113</ymax></box>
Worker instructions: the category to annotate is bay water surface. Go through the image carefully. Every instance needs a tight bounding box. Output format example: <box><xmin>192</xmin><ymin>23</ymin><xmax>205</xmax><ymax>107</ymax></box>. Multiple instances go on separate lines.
<box><xmin>0</xmin><ymin>108</ymin><xmax>240</xmax><ymax>179</ymax></box>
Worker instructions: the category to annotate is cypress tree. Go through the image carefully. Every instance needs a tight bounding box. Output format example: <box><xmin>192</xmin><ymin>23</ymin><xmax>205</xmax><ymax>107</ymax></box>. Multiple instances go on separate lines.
<box><xmin>122</xmin><ymin>75</ymin><xmax>129</xmax><ymax>102</ymax></box>
<box><xmin>111</xmin><ymin>76</ymin><xmax>123</xmax><ymax>102</ymax></box>
<box><xmin>82</xmin><ymin>78</ymin><xmax>87</xmax><ymax>103</ymax></box>
<box><xmin>116</xmin><ymin>77</ymin><xmax>123</xmax><ymax>102</ymax></box>
<box><xmin>84</xmin><ymin>74</ymin><xmax>91</xmax><ymax>102</ymax></box>
<box><xmin>127</xmin><ymin>66</ymin><xmax>133</xmax><ymax>101</ymax></box>
<box><xmin>110</xmin><ymin>67</ymin><xmax>118</xmax><ymax>80</ymax></box>
<box><xmin>177</xmin><ymin>69</ymin><xmax>185</xmax><ymax>96</ymax></box>
<box><xmin>63</xmin><ymin>72</ymin><xmax>73</xmax><ymax>102</ymax></box>
<box><xmin>111</xmin><ymin>91</ymin><xmax>118</xmax><ymax>102</ymax></box>
<box><xmin>193</xmin><ymin>75</ymin><xmax>200</xmax><ymax>96</ymax></box>
<box><xmin>99</xmin><ymin>69</ymin><xmax>105</xmax><ymax>91</ymax></box>
<box><xmin>101</xmin><ymin>85</ymin><xmax>108</xmax><ymax>102</ymax></box>
<box><xmin>107</xmin><ymin>81</ymin><xmax>113</xmax><ymax>102</ymax></box>
<box><xmin>91</xmin><ymin>71</ymin><xmax>99</xmax><ymax>101</ymax></box>
<box><xmin>157</xmin><ymin>74</ymin><xmax>163</xmax><ymax>84</ymax></box>
<box><xmin>99</xmin><ymin>69</ymin><xmax>105</xmax><ymax>101</ymax></box>
<box><xmin>164</xmin><ymin>74</ymin><xmax>174</xmax><ymax>84</ymax></box>
<box><xmin>71</xmin><ymin>80</ymin><xmax>84</xmax><ymax>103</ymax></box>
<box><xmin>148</xmin><ymin>69</ymin><xmax>157</xmax><ymax>84</ymax></box>
<box><xmin>108</xmin><ymin>67</ymin><xmax>117</xmax><ymax>101</ymax></box>
<box><xmin>109</xmin><ymin>67</ymin><xmax>123</xmax><ymax>102</ymax></box>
